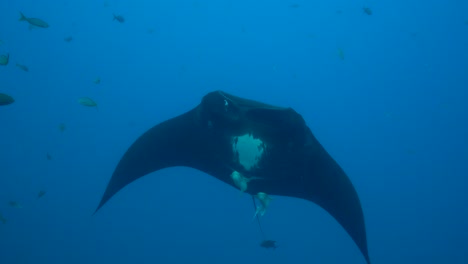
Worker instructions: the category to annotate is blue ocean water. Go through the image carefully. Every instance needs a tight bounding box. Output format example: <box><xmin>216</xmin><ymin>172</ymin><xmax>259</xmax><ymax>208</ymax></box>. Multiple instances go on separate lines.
<box><xmin>1</xmin><ymin>0</ymin><xmax>467</xmax><ymax>263</ymax></box>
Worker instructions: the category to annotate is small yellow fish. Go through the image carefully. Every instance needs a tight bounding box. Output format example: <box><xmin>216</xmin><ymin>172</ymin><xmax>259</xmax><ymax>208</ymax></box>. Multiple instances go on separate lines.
<box><xmin>0</xmin><ymin>53</ymin><xmax>9</xmax><ymax>66</ymax></box>
<box><xmin>16</xmin><ymin>63</ymin><xmax>29</xmax><ymax>72</ymax></box>
<box><xmin>78</xmin><ymin>97</ymin><xmax>98</xmax><ymax>107</ymax></box>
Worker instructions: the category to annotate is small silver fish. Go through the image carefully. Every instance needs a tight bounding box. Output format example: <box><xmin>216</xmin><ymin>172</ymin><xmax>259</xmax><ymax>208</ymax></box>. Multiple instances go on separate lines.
<box><xmin>230</xmin><ymin>171</ymin><xmax>262</xmax><ymax>192</ymax></box>
<box><xmin>338</xmin><ymin>48</ymin><xmax>345</xmax><ymax>60</ymax></box>
<box><xmin>0</xmin><ymin>213</ymin><xmax>6</xmax><ymax>224</ymax></box>
<box><xmin>37</xmin><ymin>190</ymin><xmax>47</xmax><ymax>199</ymax></box>
<box><xmin>78</xmin><ymin>97</ymin><xmax>98</xmax><ymax>107</ymax></box>
<box><xmin>254</xmin><ymin>192</ymin><xmax>272</xmax><ymax>218</ymax></box>
<box><xmin>260</xmin><ymin>240</ymin><xmax>277</xmax><ymax>249</ymax></box>
<box><xmin>19</xmin><ymin>12</ymin><xmax>49</xmax><ymax>28</ymax></box>
<box><xmin>113</xmin><ymin>14</ymin><xmax>125</xmax><ymax>23</ymax></box>
<box><xmin>9</xmin><ymin>201</ymin><xmax>23</xmax><ymax>209</ymax></box>
<box><xmin>363</xmin><ymin>7</ymin><xmax>372</xmax><ymax>16</ymax></box>
<box><xmin>0</xmin><ymin>93</ymin><xmax>14</xmax><ymax>106</ymax></box>
<box><xmin>0</xmin><ymin>53</ymin><xmax>9</xmax><ymax>66</ymax></box>
<box><xmin>58</xmin><ymin>123</ymin><xmax>66</xmax><ymax>132</ymax></box>
<box><xmin>16</xmin><ymin>63</ymin><xmax>29</xmax><ymax>72</ymax></box>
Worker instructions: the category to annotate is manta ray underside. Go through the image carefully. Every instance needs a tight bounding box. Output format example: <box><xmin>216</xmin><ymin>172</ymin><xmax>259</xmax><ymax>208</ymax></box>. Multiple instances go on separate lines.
<box><xmin>95</xmin><ymin>90</ymin><xmax>371</xmax><ymax>264</ymax></box>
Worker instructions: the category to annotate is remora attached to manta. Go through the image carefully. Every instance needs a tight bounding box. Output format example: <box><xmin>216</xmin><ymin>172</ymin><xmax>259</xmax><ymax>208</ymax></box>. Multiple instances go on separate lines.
<box><xmin>95</xmin><ymin>90</ymin><xmax>371</xmax><ymax>263</ymax></box>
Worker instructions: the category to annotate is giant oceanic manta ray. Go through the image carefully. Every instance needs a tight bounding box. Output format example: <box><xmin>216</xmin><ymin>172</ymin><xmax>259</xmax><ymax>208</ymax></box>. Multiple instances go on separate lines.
<box><xmin>95</xmin><ymin>90</ymin><xmax>371</xmax><ymax>264</ymax></box>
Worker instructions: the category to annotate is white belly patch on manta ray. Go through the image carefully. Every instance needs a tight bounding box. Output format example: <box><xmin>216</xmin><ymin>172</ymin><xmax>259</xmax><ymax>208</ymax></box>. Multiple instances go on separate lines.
<box><xmin>231</xmin><ymin>133</ymin><xmax>266</xmax><ymax>171</ymax></box>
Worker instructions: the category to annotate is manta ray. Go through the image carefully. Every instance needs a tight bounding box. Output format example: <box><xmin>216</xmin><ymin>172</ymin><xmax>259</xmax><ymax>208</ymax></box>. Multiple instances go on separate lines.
<box><xmin>95</xmin><ymin>90</ymin><xmax>371</xmax><ymax>263</ymax></box>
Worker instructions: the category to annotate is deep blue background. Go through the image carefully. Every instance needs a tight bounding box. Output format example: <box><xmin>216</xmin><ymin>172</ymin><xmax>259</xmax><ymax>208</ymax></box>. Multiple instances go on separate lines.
<box><xmin>1</xmin><ymin>0</ymin><xmax>467</xmax><ymax>263</ymax></box>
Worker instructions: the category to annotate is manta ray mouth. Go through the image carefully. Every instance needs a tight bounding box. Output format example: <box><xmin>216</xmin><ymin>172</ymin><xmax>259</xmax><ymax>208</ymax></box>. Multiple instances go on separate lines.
<box><xmin>232</xmin><ymin>133</ymin><xmax>267</xmax><ymax>171</ymax></box>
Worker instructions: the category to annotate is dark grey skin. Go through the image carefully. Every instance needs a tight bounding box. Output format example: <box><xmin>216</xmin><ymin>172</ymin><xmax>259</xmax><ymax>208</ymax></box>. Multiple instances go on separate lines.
<box><xmin>95</xmin><ymin>90</ymin><xmax>371</xmax><ymax>264</ymax></box>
